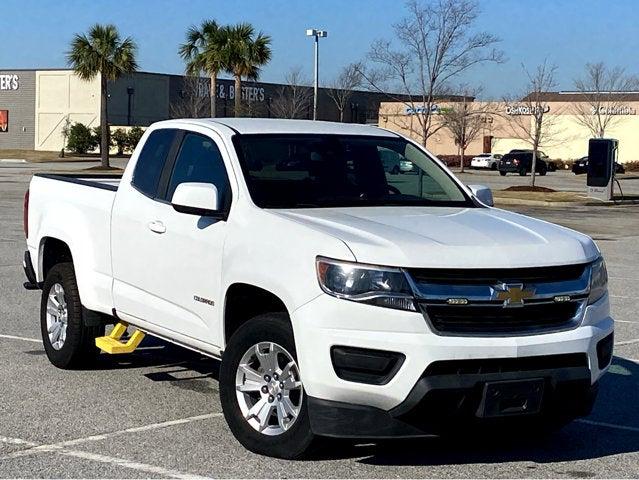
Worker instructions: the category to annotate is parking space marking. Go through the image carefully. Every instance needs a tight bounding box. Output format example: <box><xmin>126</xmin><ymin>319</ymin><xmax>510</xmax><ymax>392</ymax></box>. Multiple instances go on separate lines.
<box><xmin>1</xmin><ymin>413</ymin><xmax>222</xmax><ymax>460</ymax></box>
<box><xmin>614</xmin><ymin>319</ymin><xmax>637</xmax><ymax>324</ymax></box>
<box><xmin>615</xmin><ymin>338</ymin><xmax>639</xmax><ymax>346</ymax></box>
<box><xmin>56</xmin><ymin>448</ymin><xmax>212</xmax><ymax>480</ymax></box>
<box><xmin>0</xmin><ymin>415</ymin><xmax>221</xmax><ymax>479</ymax></box>
<box><xmin>577</xmin><ymin>419</ymin><xmax>639</xmax><ymax>434</ymax></box>
<box><xmin>51</xmin><ymin>412</ymin><xmax>223</xmax><ymax>449</ymax></box>
<box><xmin>0</xmin><ymin>333</ymin><xmax>40</xmax><ymax>343</ymax></box>
<box><xmin>0</xmin><ymin>436</ymin><xmax>38</xmax><ymax>447</ymax></box>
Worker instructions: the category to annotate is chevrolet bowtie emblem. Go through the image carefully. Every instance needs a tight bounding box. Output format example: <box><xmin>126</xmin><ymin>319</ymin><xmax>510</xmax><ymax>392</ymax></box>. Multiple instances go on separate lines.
<box><xmin>493</xmin><ymin>283</ymin><xmax>536</xmax><ymax>307</ymax></box>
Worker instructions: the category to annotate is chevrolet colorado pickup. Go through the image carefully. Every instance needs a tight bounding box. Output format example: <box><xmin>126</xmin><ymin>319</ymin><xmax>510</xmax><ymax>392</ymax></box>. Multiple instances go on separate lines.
<box><xmin>23</xmin><ymin>118</ymin><xmax>614</xmax><ymax>459</ymax></box>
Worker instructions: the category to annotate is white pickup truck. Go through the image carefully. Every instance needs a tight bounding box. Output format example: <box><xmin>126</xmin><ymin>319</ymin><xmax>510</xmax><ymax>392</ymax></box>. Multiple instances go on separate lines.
<box><xmin>23</xmin><ymin>118</ymin><xmax>613</xmax><ymax>458</ymax></box>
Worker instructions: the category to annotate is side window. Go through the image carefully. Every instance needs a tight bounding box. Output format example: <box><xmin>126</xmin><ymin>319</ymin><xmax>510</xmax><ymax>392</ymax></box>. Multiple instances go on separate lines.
<box><xmin>132</xmin><ymin>129</ymin><xmax>176</xmax><ymax>197</ymax></box>
<box><xmin>166</xmin><ymin>133</ymin><xmax>231</xmax><ymax>207</ymax></box>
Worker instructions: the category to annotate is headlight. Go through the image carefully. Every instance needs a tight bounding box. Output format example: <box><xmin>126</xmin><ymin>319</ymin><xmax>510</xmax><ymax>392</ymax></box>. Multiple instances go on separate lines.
<box><xmin>316</xmin><ymin>257</ymin><xmax>416</xmax><ymax>311</ymax></box>
<box><xmin>588</xmin><ymin>257</ymin><xmax>608</xmax><ymax>305</ymax></box>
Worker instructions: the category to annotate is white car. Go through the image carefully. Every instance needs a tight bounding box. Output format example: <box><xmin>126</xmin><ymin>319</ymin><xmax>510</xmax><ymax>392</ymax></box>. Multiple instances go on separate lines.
<box><xmin>471</xmin><ymin>153</ymin><xmax>502</xmax><ymax>170</ymax></box>
<box><xmin>23</xmin><ymin>119</ymin><xmax>613</xmax><ymax>459</ymax></box>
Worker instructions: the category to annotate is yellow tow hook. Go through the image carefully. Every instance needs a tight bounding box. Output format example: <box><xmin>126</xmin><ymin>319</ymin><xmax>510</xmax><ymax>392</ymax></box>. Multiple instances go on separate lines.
<box><xmin>95</xmin><ymin>322</ymin><xmax>145</xmax><ymax>354</ymax></box>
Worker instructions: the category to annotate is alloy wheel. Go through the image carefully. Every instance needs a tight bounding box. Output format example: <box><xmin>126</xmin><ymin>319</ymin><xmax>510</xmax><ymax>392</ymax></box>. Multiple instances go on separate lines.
<box><xmin>46</xmin><ymin>283</ymin><xmax>68</xmax><ymax>350</ymax></box>
<box><xmin>235</xmin><ymin>341</ymin><xmax>303</xmax><ymax>436</ymax></box>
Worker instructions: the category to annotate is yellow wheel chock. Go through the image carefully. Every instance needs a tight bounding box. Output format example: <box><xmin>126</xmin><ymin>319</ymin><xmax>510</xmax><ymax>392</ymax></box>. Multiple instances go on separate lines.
<box><xmin>95</xmin><ymin>322</ymin><xmax>145</xmax><ymax>354</ymax></box>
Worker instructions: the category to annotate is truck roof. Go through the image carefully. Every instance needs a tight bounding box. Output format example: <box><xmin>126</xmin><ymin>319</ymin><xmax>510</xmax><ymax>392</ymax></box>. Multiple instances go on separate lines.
<box><xmin>174</xmin><ymin>118</ymin><xmax>399</xmax><ymax>137</ymax></box>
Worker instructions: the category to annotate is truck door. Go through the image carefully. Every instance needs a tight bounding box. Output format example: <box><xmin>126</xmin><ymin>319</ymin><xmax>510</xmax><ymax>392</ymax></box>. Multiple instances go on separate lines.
<box><xmin>111</xmin><ymin>128</ymin><xmax>231</xmax><ymax>347</ymax></box>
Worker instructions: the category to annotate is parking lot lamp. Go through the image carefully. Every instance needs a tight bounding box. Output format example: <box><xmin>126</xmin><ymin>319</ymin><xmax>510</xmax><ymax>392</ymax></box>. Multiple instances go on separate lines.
<box><xmin>306</xmin><ymin>28</ymin><xmax>327</xmax><ymax>120</ymax></box>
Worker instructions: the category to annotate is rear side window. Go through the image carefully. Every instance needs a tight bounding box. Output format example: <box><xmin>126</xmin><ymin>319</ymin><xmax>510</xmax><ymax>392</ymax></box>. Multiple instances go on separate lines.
<box><xmin>166</xmin><ymin>133</ymin><xmax>231</xmax><ymax>206</ymax></box>
<box><xmin>132</xmin><ymin>129</ymin><xmax>176</xmax><ymax>197</ymax></box>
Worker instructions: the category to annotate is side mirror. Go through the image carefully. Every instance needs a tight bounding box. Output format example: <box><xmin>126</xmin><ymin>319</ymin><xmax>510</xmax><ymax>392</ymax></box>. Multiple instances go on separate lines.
<box><xmin>171</xmin><ymin>182</ymin><xmax>222</xmax><ymax>217</ymax></box>
<box><xmin>468</xmin><ymin>184</ymin><xmax>494</xmax><ymax>207</ymax></box>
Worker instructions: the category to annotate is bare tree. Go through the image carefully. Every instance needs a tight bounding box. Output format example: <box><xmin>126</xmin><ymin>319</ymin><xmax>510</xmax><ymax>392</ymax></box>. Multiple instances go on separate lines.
<box><xmin>170</xmin><ymin>75</ymin><xmax>210</xmax><ymax>118</ymax></box>
<box><xmin>573</xmin><ymin>62</ymin><xmax>639</xmax><ymax>137</ymax></box>
<box><xmin>440</xmin><ymin>86</ymin><xmax>491</xmax><ymax>172</ymax></box>
<box><xmin>270</xmin><ymin>67</ymin><xmax>312</xmax><ymax>119</ymax></box>
<box><xmin>359</xmin><ymin>0</ymin><xmax>502</xmax><ymax>146</ymax></box>
<box><xmin>327</xmin><ymin>63</ymin><xmax>363</xmax><ymax>122</ymax></box>
<box><xmin>505</xmin><ymin>60</ymin><xmax>561</xmax><ymax>186</ymax></box>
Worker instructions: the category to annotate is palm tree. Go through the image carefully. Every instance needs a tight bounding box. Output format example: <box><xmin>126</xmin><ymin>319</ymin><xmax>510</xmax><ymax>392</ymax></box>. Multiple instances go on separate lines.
<box><xmin>67</xmin><ymin>24</ymin><xmax>137</xmax><ymax>168</ymax></box>
<box><xmin>224</xmin><ymin>23</ymin><xmax>272</xmax><ymax>117</ymax></box>
<box><xmin>179</xmin><ymin>20</ymin><xmax>227</xmax><ymax>119</ymax></box>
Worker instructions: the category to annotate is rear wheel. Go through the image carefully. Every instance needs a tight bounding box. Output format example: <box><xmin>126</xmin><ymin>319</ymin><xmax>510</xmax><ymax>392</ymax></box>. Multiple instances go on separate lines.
<box><xmin>499</xmin><ymin>170</ymin><xmax>507</xmax><ymax>176</ymax></box>
<box><xmin>40</xmin><ymin>263</ymin><xmax>103</xmax><ymax>369</ymax></box>
<box><xmin>519</xmin><ymin>167</ymin><xmax>527</xmax><ymax>176</ymax></box>
<box><xmin>220</xmin><ymin>313</ymin><xmax>316</xmax><ymax>458</ymax></box>
<box><xmin>491</xmin><ymin>162</ymin><xmax>497</xmax><ymax>170</ymax></box>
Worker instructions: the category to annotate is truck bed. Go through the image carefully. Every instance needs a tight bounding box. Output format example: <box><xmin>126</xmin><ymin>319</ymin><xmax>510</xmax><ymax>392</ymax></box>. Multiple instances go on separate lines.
<box><xmin>27</xmin><ymin>172</ymin><xmax>122</xmax><ymax>314</ymax></box>
<box><xmin>34</xmin><ymin>173</ymin><xmax>122</xmax><ymax>191</ymax></box>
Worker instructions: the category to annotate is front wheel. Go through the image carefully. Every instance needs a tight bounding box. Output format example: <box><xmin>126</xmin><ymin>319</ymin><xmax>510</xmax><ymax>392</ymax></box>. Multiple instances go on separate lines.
<box><xmin>40</xmin><ymin>263</ymin><xmax>103</xmax><ymax>369</ymax></box>
<box><xmin>219</xmin><ymin>314</ymin><xmax>316</xmax><ymax>458</ymax></box>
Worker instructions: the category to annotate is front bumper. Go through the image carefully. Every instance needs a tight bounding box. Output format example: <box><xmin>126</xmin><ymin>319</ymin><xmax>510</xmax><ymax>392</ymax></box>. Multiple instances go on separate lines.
<box><xmin>292</xmin><ymin>293</ymin><xmax>613</xmax><ymax>437</ymax></box>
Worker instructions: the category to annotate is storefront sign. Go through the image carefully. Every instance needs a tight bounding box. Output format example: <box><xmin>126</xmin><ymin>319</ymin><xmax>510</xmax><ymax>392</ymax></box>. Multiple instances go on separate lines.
<box><xmin>506</xmin><ymin>104</ymin><xmax>550</xmax><ymax>115</ymax></box>
<box><xmin>590</xmin><ymin>105</ymin><xmax>636</xmax><ymax>115</ymax></box>
<box><xmin>404</xmin><ymin>103</ymin><xmax>452</xmax><ymax>115</ymax></box>
<box><xmin>197</xmin><ymin>83</ymin><xmax>266</xmax><ymax>102</ymax></box>
<box><xmin>0</xmin><ymin>110</ymin><xmax>8</xmax><ymax>132</ymax></box>
<box><xmin>0</xmin><ymin>74</ymin><xmax>19</xmax><ymax>91</ymax></box>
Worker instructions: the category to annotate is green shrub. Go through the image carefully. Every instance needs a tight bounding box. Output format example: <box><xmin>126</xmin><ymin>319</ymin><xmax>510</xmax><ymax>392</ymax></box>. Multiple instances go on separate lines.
<box><xmin>66</xmin><ymin>123</ymin><xmax>98</xmax><ymax>154</ymax></box>
<box><xmin>111</xmin><ymin>128</ymin><xmax>129</xmax><ymax>155</ymax></box>
<box><xmin>127</xmin><ymin>126</ymin><xmax>145</xmax><ymax>150</ymax></box>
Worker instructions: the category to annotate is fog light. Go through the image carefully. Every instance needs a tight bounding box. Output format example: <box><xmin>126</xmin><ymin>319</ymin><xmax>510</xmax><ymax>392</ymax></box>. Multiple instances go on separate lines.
<box><xmin>596</xmin><ymin>333</ymin><xmax>614</xmax><ymax>369</ymax></box>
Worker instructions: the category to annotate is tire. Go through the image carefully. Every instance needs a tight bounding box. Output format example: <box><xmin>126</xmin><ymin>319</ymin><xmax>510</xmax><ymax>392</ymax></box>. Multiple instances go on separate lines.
<box><xmin>391</xmin><ymin>166</ymin><xmax>399</xmax><ymax>175</ymax></box>
<box><xmin>499</xmin><ymin>170</ymin><xmax>507</xmax><ymax>176</ymax></box>
<box><xmin>519</xmin><ymin>167</ymin><xmax>527</xmax><ymax>176</ymax></box>
<box><xmin>220</xmin><ymin>313</ymin><xmax>316</xmax><ymax>459</ymax></box>
<box><xmin>539</xmin><ymin>167</ymin><xmax>547</xmax><ymax>176</ymax></box>
<box><xmin>40</xmin><ymin>262</ymin><xmax>103</xmax><ymax>369</ymax></box>
<box><xmin>491</xmin><ymin>162</ymin><xmax>497</xmax><ymax>170</ymax></box>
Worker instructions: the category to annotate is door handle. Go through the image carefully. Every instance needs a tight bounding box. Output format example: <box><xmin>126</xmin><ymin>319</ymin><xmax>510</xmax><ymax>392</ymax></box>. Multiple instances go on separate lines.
<box><xmin>148</xmin><ymin>220</ymin><xmax>166</xmax><ymax>234</ymax></box>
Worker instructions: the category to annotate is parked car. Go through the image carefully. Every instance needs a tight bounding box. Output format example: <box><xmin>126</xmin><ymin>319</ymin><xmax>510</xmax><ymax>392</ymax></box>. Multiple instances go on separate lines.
<box><xmin>499</xmin><ymin>149</ymin><xmax>549</xmax><ymax>176</ymax></box>
<box><xmin>23</xmin><ymin>118</ymin><xmax>613</xmax><ymax>459</ymax></box>
<box><xmin>399</xmin><ymin>159</ymin><xmax>414</xmax><ymax>173</ymax></box>
<box><xmin>380</xmin><ymin>148</ymin><xmax>401</xmax><ymax>174</ymax></box>
<box><xmin>572</xmin><ymin>156</ymin><xmax>626</xmax><ymax>175</ymax></box>
<box><xmin>471</xmin><ymin>153</ymin><xmax>502</xmax><ymax>170</ymax></box>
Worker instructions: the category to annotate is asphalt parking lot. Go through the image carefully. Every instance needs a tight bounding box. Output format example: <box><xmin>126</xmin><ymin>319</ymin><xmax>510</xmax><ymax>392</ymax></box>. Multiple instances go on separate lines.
<box><xmin>1</xmin><ymin>160</ymin><xmax>638</xmax><ymax>478</ymax></box>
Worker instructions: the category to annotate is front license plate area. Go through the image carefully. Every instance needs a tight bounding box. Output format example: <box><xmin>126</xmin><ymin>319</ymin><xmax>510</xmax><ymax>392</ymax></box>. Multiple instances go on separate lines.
<box><xmin>476</xmin><ymin>378</ymin><xmax>544</xmax><ymax>418</ymax></box>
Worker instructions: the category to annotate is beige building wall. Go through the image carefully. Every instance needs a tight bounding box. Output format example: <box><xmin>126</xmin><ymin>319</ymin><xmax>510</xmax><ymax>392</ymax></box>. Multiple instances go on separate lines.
<box><xmin>380</xmin><ymin>100</ymin><xmax>639</xmax><ymax>163</ymax></box>
<box><xmin>35</xmin><ymin>70</ymin><xmax>100</xmax><ymax>151</ymax></box>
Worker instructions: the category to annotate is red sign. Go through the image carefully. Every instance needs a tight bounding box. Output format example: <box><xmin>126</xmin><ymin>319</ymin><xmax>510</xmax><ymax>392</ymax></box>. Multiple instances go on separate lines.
<box><xmin>0</xmin><ymin>110</ymin><xmax>7</xmax><ymax>133</ymax></box>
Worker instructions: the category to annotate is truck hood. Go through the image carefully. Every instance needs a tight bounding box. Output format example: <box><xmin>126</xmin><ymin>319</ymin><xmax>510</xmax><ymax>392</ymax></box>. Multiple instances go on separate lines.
<box><xmin>272</xmin><ymin>207</ymin><xmax>599</xmax><ymax>269</ymax></box>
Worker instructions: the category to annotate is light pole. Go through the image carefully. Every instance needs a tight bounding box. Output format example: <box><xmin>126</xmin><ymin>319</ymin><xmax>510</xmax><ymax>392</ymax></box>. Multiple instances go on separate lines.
<box><xmin>306</xmin><ymin>28</ymin><xmax>327</xmax><ymax>120</ymax></box>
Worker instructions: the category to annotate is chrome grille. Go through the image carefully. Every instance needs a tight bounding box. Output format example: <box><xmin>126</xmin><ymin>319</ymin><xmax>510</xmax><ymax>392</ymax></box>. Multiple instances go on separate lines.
<box><xmin>406</xmin><ymin>263</ymin><xmax>592</xmax><ymax>336</ymax></box>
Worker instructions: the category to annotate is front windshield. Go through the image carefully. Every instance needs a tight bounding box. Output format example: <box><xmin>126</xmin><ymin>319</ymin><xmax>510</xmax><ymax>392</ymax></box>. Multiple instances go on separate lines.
<box><xmin>233</xmin><ymin>134</ymin><xmax>473</xmax><ymax>209</ymax></box>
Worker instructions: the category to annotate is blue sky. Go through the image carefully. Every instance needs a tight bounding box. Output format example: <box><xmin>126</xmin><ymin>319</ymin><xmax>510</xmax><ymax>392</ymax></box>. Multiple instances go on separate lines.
<box><xmin>2</xmin><ymin>0</ymin><xmax>638</xmax><ymax>98</ymax></box>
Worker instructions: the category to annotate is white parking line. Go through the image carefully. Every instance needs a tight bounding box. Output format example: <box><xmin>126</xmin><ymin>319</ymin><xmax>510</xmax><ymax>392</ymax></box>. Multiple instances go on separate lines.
<box><xmin>57</xmin><ymin>448</ymin><xmax>212</xmax><ymax>480</ymax></box>
<box><xmin>0</xmin><ymin>333</ymin><xmax>41</xmax><ymax>343</ymax></box>
<box><xmin>615</xmin><ymin>338</ymin><xmax>639</xmax><ymax>346</ymax></box>
<box><xmin>0</xmin><ymin>413</ymin><xmax>221</xmax><ymax>479</ymax></box>
<box><xmin>1</xmin><ymin>413</ymin><xmax>222</xmax><ymax>459</ymax></box>
<box><xmin>614</xmin><ymin>319</ymin><xmax>637</xmax><ymax>324</ymax></box>
<box><xmin>577</xmin><ymin>419</ymin><xmax>639</xmax><ymax>434</ymax></box>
